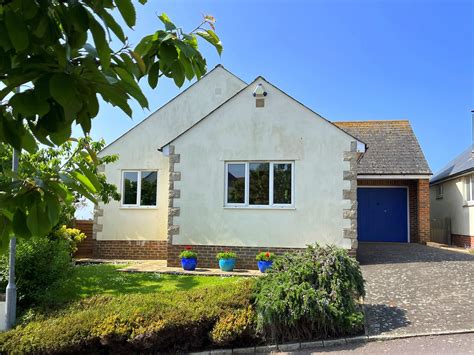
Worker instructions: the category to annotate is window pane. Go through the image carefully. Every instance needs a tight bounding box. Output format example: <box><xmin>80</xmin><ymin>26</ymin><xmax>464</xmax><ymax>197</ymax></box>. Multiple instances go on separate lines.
<box><xmin>123</xmin><ymin>172</ymin><xmax>138</xmax><ymax>205</ymax></box>
<box><xmin>273</xmin><ymin>163</ymin><xmax>292</xmax><ymax>204</ymax></box>
<box><xmin>141</xmin><ymin>171</ymin><xmax>157</xmax><ymax>206</ymax></box>
<box><xmin>227</xmin><ymin>164</ymin><xmax>245</xmax><ymax>203</ymax></box>
<box><xmin>249</xmin><ymin>163</ymin><xmax>269</xmax><ymax>205</ymax></box>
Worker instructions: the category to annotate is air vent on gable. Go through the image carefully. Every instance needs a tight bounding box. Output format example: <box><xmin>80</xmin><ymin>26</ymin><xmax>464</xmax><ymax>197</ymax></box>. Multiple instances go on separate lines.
<box><xmin>253</xmin><ymin>83</ymin><xmax>267</xmax><ymax>108</ymax></box>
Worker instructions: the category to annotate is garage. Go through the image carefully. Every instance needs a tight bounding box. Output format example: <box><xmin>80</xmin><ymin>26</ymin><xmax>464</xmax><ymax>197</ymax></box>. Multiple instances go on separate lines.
<box><xmin>357</xmin><ymin>187</ymin><xmax>408</xmax><ymax>242</ymax></box>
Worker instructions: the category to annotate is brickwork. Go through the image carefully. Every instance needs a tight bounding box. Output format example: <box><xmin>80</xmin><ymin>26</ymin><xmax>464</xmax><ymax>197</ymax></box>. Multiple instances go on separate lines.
<box><xmin>94</xmin><ymin>240</ymin><xmax>167</xmax><ymax>259</ymax></box>
<box><xmin>417</xmin><ymin>179</ymin><xmax>431</xmax><ymax>243</ymax></box>
<box><xmin>451</xmin><ymin>234</ymin><xmax>474</xmax><ymax>249</ymax></box>
<box><xmin>167</xmin><ymin>243</ymin><xmax>305</xmax><ymax>269</ymax></box>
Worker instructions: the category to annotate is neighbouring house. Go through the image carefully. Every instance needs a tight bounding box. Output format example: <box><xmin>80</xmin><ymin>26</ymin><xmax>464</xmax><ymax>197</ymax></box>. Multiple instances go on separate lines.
<box><xmin>430</xmin><ymin>144</ymin><xmax>474</xmax><ymax>248</ymax></box>
<box><xmin>93</xmin><ymin>65</ymin><xmax>432</xmax><ymax>268</ymax></box>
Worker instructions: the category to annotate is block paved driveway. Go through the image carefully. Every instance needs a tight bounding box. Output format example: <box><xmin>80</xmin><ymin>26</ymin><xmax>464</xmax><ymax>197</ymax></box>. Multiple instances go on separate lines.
<box><xmin>358</xmin><ymin>242</ymin><xmax>474</xmax><ymax>337</ymax></box>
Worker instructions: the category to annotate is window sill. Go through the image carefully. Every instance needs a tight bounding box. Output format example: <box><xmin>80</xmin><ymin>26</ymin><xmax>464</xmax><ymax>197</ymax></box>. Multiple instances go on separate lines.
<box><xmin>436</xmin><ymin>196</ymin><xmax>443</xmax><ymax>200</ymax></box>
<box><xmin>224</xmin><ymin>206</ymin><xmax>296</xmax><ymax>210</ymax></box>
<box><xmin>463</xmin><ymin>202</ymin><xmax>474</xmax><ymax>208</ymax></box>
<box><xmin>120</xmin><ymin>206</ymin><xmax>158</xmax><ymax>210</ymax></box>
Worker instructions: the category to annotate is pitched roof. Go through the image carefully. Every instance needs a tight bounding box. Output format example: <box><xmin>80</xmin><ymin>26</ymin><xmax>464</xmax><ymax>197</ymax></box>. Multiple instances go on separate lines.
<box><xmin>334</xmin><ymin>120</ymin><xmax>432</xmax><ymax>175</ymax></box>
<box><xmin>430</xmin><ymin>145</ymin><xmax>474</xmax><ymax>184</ymax></box>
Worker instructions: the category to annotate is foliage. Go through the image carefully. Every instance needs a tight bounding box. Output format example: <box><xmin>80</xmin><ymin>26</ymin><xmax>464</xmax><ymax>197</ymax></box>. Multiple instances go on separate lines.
<box><xmin>253</xmin><ymin>244</ymin><xmax>365</xmax><ymax>343</ymax></box>
<box><xmin>0</xmin><ymin>0</ymin><xmax>222</xmax><ymax>246</ymax></box>
<box><xmin>0</xmin><ymin>137</ymin><xmax>119</xmax><ymax>250</ymax></box>
<box><xmin>0</xmin><ymin>280</ymin><xmax>257</xmax><ymax>353</ymax></box>
<box><xmin>49</xmin><ymin>225</ymin><xmax>86</xmax><ymax>255</ymax></box>
<box><xmin>179</xmin><ymin>247</ymin><xmax>197</xmax><ymax>259</ymax></box>
<box><xmin>0</xmin><ymin>236</ymin><xmax>72</xmax><ymax>311</ymax></box>
<box><xmin>216</xmin><ymin>251</ymin><xmax>237</xmax><ymax>260</ymax></box>
<box><xmin>256</xmin><ymin>251</ymin><xmax>276</xmax><ymax>262</ymax></box>
<box><xmin>210</xmin><ymin>306</ymin><xmax>256</xmax><ymax>346</ymax></box>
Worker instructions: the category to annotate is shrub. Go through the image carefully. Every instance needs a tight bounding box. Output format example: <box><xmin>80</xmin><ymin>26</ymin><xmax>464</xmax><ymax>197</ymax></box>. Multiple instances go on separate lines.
<box><xmin>179</xmin><ymin>246</ymin><xmax>197</xmax><ymax>259</ymax></box>
<box><xmin>0</xmin><ymin>280</ymin><xmax>257</xmax><ymax>353</ymax></box>
<box><xmin>49</xmin><ymin>225</ymin><xmax>87</xmax><ymax>255</ymax></box>
<box><xmin>256</xmin><ymin>251</ymin><xmax>276</xmax><ymax>261</ymax></box>
<box><xmin>210</xmin><ymin>306</ymin><xmax>256</xmax><ymax>347</ymax></box>
<box><xmin>0</xmin><ymin>236</ymin><xmax>72</xmax><ymax>310</ymax></box>
<box><xmin>253</xmin><ymin>244</ymin><xmax>365</xmax><ymax>343</ymax></box>
<box><xmin>216</xmin><ymin>251</ymin><xmax>237</xmax><ymax>260</ymax></box>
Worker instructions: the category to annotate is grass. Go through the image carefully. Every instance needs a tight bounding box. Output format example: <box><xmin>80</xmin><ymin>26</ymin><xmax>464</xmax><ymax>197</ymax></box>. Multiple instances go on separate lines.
<box><xmin>45</xmin><ymin>263</ymin><xmax>241</xmax><ymax>305</ymax></box>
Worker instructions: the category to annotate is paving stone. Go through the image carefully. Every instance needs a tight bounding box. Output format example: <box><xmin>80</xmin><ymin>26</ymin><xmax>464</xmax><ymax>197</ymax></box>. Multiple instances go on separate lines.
<box><xmin>345</xmin><ymin>335</ymin><xmax>369</xmax><ymax>344</ymax></box>
<box><xmin>255</xmin><ymin>345</ymin><xmax>277</xmax><ymax>353</ymax></box>
<box><xmin>359</xmin><ymin>243</ymin><xmax>474</xmax><ymax>338</ymax></box>
<box><xmin>210</xmin><ymin>350</ymin><xmax>232</xmax><ymax>355</ymax></box>
<box><xmin>299</xmin><ymin>340</ymin><xmax>323</xmax><ymax>349</ymax></box>
<box><xmin>232</xmin><ymin>346</ymin><xmax>256</xmax><ymax>354</ymax></box>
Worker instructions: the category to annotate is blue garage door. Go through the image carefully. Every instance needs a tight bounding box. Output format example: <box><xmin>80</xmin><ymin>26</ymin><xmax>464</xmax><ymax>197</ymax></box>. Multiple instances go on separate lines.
<box><xmin>357</xmin><ymin>187</ymin><xmax>408</xmax><ymax>243</ymax></box>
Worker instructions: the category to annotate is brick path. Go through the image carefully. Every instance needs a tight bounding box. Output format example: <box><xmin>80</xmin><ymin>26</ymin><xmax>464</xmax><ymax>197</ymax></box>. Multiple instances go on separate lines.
<box><xmin>359</xmin><ymin>242</ymin><xmax>474</xmax><ymax>336</ymax></box>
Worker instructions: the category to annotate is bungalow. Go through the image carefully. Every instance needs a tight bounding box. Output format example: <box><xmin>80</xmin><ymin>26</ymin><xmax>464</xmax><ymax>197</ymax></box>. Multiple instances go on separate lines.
<box><xmin>430</xmin><ymin>143</ymin><xmax>474</xmax><ymax>248</ymax></box>
<box><xmin>94</xmin><ymin>65</ymin><xmax>432</xmax><ymax>268</ymax></box>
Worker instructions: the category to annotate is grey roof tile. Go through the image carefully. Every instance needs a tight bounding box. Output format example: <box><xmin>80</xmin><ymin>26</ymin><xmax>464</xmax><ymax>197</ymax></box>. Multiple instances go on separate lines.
<box><xmin>334</xmin><ymin>120</ymin><xmax>432</xmax><ymax>175</ymax></box>
<box><xmin>430</xmin><ymin>145</ymin><xmax>474</xmax><ymax>184</ymax></box>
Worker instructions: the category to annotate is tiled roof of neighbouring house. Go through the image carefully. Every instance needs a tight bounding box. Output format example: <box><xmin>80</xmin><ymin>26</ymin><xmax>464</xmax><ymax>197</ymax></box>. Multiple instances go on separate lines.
<box><xmin>334</xmin><ymin>120</ymin><xmax>432</xmax><ymax>176</ymax></box>
<box><xmin>430</xmin><ymin>145</ymin><xmax>474</xmax><ymax>184</ymax></box>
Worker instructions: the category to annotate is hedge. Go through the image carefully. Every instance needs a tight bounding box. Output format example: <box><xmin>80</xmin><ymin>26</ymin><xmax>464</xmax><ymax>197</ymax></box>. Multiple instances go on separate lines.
<box><xmin>0</xmin><ymin>280</ymin><xmax>257</xmax><ymax>353</ymax></box>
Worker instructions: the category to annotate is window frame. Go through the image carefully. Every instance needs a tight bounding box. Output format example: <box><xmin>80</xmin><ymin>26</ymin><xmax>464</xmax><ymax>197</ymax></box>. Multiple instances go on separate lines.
<box><xmin>224</xmin><ymin>161</ymin><xmax>295</xmax><ymax>209</ymax></box>
<box><xmin>121</xmin><ymin>170</ymin><xmax>158</xmax><ymax>208</ymax></box>
<box><xmin>466</xmin><ymin>175</ymin><xmax>474</xmax><ymax>202</ymax></box>
<box><xmin>436</xmin><ymin>183</ymin><xmax>443</xmax><ymax>199</ymax></box>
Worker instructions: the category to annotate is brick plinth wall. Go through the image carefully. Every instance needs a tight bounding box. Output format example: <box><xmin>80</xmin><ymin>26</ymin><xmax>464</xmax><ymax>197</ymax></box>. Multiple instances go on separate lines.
<box><xmin>94</xmin><ymin>240</ymin><xmax>167</xmax><ymax>260</ymax></box>
<box><xmin>167</xmin><ymin>244</ymin><xmax>304</xmax><ymax>269</ymax></box>
<box><xmin>451</xmin><ymin>234</ymin><xmax>474</xmax><ymax>249</ymax></box>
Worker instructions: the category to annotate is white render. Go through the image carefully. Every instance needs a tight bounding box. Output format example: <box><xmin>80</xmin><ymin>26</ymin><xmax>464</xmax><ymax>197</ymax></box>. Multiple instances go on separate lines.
<box><xmin>169</xmin><ymin>78</ymin><xmax>357</xmax><ymax>249</ymax></box>
<box><xmin>430</xmin><ymin>176</ymin><xmax>474</xmax><ymax>236</ymax></box>
<box><xmin>96</xmin><ymin>66</ymin><xmax>246</xmax><ymax>241</ymax></box>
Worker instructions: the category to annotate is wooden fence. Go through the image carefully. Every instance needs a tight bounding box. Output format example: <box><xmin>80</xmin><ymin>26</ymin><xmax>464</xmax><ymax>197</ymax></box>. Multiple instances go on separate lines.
<box><xmin>72</xmin><ymin>219</ymin><xmax>94</xmax><ymax>258</ymax></box>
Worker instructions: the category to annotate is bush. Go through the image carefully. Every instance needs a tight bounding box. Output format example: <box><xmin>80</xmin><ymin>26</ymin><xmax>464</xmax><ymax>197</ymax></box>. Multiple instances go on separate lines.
<box><xmin>253</xmin><ymin>244</ymin><xmax>365</xmax><ymax>343</ymax></box>
<box><xmin>49</xmin><ymin>225</ymin><xmax>86</xmax><ymax>255</ymax></box>
<box><xmin>0</xmin><ymin>236</ymin><xmax>72</xmax><ymax>310</ymax></box>
<box><xmin>0</xmin><ymin>280</ymin><xmax>257</xmax><ymax>353</ymax></box>
<box><xmin>216</xmin><ymin>251</ymin><xmax>237</xmax><ymax>260</ymax></box>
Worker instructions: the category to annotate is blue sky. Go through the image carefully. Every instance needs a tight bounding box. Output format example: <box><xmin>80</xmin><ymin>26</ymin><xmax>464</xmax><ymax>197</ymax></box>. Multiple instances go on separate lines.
<box><xmin>84</xmin><ymin>0</ymin><xmax>473</xmax><ymax>175</ymax></box>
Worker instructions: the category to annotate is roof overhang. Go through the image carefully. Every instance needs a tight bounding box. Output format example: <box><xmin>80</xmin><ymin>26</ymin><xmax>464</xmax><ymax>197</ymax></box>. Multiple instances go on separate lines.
<box><xmin>430</xmin><ymin>168</ymin><xmax>474</xmax><ymax>185</ymax></box>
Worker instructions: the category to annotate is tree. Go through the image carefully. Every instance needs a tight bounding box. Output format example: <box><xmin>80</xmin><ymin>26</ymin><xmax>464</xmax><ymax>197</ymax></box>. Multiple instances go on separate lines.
<box><xmin>0</xmin><ymin>0</ymin><xmax>222</xmax><ymax>246</ymax></box>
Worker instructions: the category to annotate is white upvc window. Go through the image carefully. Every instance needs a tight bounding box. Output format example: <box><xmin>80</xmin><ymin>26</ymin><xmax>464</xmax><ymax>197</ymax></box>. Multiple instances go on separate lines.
<box><xmin>224</xmin><ymin>161</ymin><xmax>295</xmax><ymax>208</ymax></box>
<box><xmin>466</xmin><ymin>175</ymin><xmax>474</xmax><ymax>202</ymax></box>
<box><xmin>121</xmin><ymin>170</ymin><xmax>158</xmax><ymax>208</ymax></box>
<box><xmin>436</xmin><ymin>183</ymin><xmax>443</xmax><ymax>199</ymax></box>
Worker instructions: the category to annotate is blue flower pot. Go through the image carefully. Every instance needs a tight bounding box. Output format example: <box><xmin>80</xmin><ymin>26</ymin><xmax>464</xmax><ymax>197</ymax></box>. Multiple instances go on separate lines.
<box><xmin>257</xmin><ymin>260</ymin><xmax>273</xmax><ymax>273</ymax></box>
<box><xmin>218</xmin><ymin>258</ymin><xmax>236</xmax><ymax>271</ymax></box>
<box><xmin>181</xmin><ymin>258</ymin><xmax>197</xmax><ymax>271</ymax></box>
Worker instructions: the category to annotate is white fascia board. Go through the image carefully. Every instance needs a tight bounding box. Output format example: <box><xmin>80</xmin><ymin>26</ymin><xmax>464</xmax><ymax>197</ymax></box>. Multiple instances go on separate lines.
<box><xmin>358</xmin><ymin>174</ymin><xmax>432</xmax><ymax>180</ymax></box>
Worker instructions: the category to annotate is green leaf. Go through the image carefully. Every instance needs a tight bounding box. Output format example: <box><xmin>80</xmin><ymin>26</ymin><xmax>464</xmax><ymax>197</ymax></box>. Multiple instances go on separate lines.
<box><xmin>147</xmin><ymin>61</ymin><xmax>160</xmax><ymax>89</ymax></box>
<box><xmin>26</xmin><ymin>203</ymin><xmax>51</xmax><ymax>237</ymax></box>
<box><xmin>49</xmin><ymin>73</ymin><xmax>77</xmax><ymax>111</ymax></box>
<box><xmin>115</xmin><ymin>0</ymin><xmax>136</xmax><ymax>27</ymax></box>
<box><xmin>12</xmin><ymin>209</ymin><xmax>31</xmax><ymax>239</ymax></box>
<box><xmin>70</xmin><ymin>170</ymin><xmax>97</xmax><ymax>193</ymax></box>
<box><xmin>21</xmin><ymin>128</ymin><xmax>38</xmax><ymax>154</ymax></box>
<box><xmin>159</xmin><ymin>43</ymin><xmax>178</xmax><ymax>66</ymax></box>
<box><xmin>158</xmin><ymin>13</ymin><xmax>176</xmax><ymax>31</ymax></box>
<box><xmin>171</xmin><ymin>62</ymin><xmax>185</xmax><ymax>87</ymax></box>
<box><xmin>5</xmin><ymin>10</ymin><xmax>29</xmax><ymax>52</ymax></box>
<box><xmin>99</xmin><ymin>9</ymin><xmax>126</xmax><ymax>42</ymax></box>
<box><xmin>196</xmin><ymin>30</ymin><xmax>223</xmax><ymax>56</ymax></box>
<box><xmin>130</xmin><ymin>50</ymin><xmax>146</xmax><ymax>75</ymax></box>
<box><xmin>0</xmin><ymin>215</ymin><xmax>11</xmax><ymax>242</ymax></box>
<box><xmin>44</xmin><ymin>194</ymin><xmax>60</xmax><ymax>227</ymax></box>
<box><xmin>78</xmin><ymin>162</ymin><xmax>101</xmax><ymax>192</ymax></box>
<box><xmin>49</xmin><ymin>123</ymin><xmax>71</xmax><ymax>146</ymax></box>
<box><xmin>89</xmin><ymin>17</ymin><xmax>111</xmax><ymax>69</ymax></box>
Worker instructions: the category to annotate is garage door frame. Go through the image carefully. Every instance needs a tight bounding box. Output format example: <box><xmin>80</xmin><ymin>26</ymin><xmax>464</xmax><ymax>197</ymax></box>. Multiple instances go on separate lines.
<box><xmin>357</xmin><ymin>185</ymin><xmax>410</xmax><ymax>243</ymax></box>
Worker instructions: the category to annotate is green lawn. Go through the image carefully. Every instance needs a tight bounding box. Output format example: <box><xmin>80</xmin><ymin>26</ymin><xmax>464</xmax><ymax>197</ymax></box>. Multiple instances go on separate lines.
<box><xmin>44</xmin><ymin>263</ymin><xmax>241</xmax><ymax>306</ymax></box>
